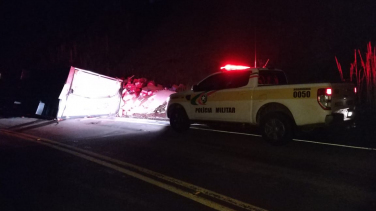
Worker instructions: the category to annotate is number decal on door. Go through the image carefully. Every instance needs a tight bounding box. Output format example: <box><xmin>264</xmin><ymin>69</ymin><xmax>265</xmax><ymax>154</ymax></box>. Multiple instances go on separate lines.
<box><xmin>293</xmin><ymin>88</ymin><xmax>311</xmax><ymax>98</ymax></box>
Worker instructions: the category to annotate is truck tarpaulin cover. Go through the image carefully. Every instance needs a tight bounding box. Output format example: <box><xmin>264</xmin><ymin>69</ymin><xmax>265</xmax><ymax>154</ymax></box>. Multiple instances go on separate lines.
<box><xmin>57</xmin><ymin>67</ymin><xmax>123</xmax><ymax>119</ymax></box>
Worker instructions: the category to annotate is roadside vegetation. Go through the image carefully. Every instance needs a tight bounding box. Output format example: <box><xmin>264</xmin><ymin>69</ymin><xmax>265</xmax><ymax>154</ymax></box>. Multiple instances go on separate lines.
<box><xmin>336</xmin><ymin>42</ymin><xmax>376</xmax><ymax>111</ymax></box>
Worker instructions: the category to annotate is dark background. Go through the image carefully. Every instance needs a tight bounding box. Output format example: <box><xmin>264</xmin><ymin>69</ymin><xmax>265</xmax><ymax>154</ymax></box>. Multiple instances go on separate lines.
<box><xmin>1</xmin><ymin>0</ymin><xmax>375</xmax><ymax>86</ymax></box>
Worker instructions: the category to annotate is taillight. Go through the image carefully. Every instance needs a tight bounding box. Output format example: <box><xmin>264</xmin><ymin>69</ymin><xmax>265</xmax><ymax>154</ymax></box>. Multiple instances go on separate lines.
<box><xmin>326</xmin><ymin>88</ymin><xmax>332</xmax><ymax>95</ymax></box>
<box><xmin>354</xmin><ymin>87</ymin><xmax>357</xmax><ymax>93</ymax></box>
<box><xmin>317</xmin><ymin>88</ymin><xmax>332</xmax><ymax>110</ymax></box>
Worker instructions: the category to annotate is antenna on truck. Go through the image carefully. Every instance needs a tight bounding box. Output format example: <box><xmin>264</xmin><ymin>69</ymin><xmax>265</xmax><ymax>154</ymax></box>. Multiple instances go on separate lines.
<box><xmin>254</xmin><ymin>29</ymin><xmax>257</xmax><ymax>68</ymax></box>
<box><xmin>263</xmin><ymin>59</ymin><xmax>269</xmax><ymax>68</ymax></box>
<box><xmin>254</xmin><ymin>27</ymin><xmax>271</xmax><ymax>68</ymax></box>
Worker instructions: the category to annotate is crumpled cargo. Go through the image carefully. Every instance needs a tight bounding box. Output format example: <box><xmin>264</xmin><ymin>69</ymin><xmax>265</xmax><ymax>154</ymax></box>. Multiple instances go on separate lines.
<box><xmin>119</xmin><ymin>76</ymin><xmax>185</xmax><ymax>119</ymax></box>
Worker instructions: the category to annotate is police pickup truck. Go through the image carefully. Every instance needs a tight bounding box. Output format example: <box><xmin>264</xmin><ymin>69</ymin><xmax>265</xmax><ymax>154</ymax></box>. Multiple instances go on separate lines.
<box><xmin>167</xmin><ymin>65</ymin><xmax>356</xmax><ymax>145</ymax></box>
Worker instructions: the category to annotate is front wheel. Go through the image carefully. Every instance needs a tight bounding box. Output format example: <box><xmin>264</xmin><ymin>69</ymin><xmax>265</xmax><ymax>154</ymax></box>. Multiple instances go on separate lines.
<box><xmin>261</xmin><ymin>113</ymin><xmax>293</xmax><ymax>146</ymax></box>
<box><xmin>169</xmin><ymin>107</ymin><xmax>190</xmax><ymax>132</ymax></box>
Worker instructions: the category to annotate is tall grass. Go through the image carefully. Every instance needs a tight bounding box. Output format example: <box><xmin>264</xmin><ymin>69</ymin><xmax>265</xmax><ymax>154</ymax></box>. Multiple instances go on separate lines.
<box><xmin>337</xmin><ymin>42</ymin><xmax>376</xmax><ymax>110</ymax></box>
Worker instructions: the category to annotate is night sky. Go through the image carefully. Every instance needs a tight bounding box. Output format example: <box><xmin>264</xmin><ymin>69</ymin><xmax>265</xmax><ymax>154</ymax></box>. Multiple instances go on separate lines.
<box><xmin>1</xmin><ymin>0</ymin><xmax>375</xmax><ymax>85</ymax></box>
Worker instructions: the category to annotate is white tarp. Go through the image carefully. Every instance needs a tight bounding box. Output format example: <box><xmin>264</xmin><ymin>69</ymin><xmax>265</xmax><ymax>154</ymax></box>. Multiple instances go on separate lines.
<box><xmin>57</xmin><ymin>67</ymin><xmax>122</xmax><ymax>119</ymax></box>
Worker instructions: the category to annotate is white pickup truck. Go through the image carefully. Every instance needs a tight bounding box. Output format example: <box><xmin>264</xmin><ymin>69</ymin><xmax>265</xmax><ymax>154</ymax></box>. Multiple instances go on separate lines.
<box><xmin>167</xmin><ymin>65</ymin><xmax>357</xmax><ymax>145</ymax></box>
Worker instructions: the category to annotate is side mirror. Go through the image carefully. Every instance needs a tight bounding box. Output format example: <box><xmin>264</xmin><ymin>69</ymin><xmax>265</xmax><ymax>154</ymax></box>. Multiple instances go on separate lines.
<box><xmin>192</xmin><ymin>84</ymin><xmax>198</xmax><ymax>92</ymax></box>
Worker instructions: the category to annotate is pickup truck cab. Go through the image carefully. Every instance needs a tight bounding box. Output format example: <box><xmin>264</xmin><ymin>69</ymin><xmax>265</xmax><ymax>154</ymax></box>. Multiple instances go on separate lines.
<box><xmin>167</xmin><ymin>65</ymin><xmax>356</xmax><ymax>145</ymax></box>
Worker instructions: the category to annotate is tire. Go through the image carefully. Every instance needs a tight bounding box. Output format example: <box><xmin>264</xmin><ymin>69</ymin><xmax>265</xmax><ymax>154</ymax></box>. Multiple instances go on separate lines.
<box><xmin>169</xmin><ymin>106</ymin><xmax>190</xmax><ymax>132</ymax></box>
<box><xmin>261</xmin><ymin>113</ymin><xmax>293</xmax><ymax>146</ymax></box>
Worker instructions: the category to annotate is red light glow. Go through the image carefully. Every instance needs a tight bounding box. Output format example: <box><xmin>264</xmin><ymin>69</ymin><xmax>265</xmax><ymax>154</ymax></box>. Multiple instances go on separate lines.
<box><xmin>220</xmin><ymin>64</ymin><xmax>251</xmax><ymax>71</ymax></box>
<box><xmin>354</xmin><ymin>87</ymin><xmax>357</xmax><ymax>93</ymax></box>
<box><xmin>317</xmin><ymin>88</ymin><xmax>332</xmax><ymax>110</ymax></box>
<box><xmin>326</xmin><ymin>88</ymin><xmax>332</xmax><ymax>95</ymax></box>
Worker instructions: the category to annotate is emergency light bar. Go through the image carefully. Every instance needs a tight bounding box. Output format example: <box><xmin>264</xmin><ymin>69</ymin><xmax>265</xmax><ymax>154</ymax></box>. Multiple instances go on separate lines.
<box><xmin>220</xmin><ymin>64</ymin><xmax>251</xmax><ymax>71</ymax></box>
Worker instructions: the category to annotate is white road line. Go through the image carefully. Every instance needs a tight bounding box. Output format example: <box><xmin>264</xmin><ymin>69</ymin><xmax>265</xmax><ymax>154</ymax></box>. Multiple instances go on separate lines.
<box><xmin>111</xmin><ymin>117</ymin><xmax>169</xmax><ymax>126</ymax></box>
<box><xmin>93</xmin><ymin>118</ymin><xmax>376</xmax><ymax>151</ymax></box>
<box><xmin>191</xmin><ymin>127</ymin><xmax>376</xmax><ymax>151</ymax></box>
<box><xmin>292</xmin><ymin>138</ymin><xmax>376</xmax><ymax>150</ymax></box>
<box><xmin>104</xmin><ymin>118</ymin><xmax>376</xmax><ymax>151</ymax></box>
<box><xmin>191</xmin><ymin>127</ymin><xmax>262</xmax><ymax>137</ymax></box>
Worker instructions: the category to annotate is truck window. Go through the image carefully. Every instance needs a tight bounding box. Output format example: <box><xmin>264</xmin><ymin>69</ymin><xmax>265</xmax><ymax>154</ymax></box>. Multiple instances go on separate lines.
<box><xmin>258</xmin><ymin>71</ymin><xmax>287</xmax><ymax>85</ymax></box>
<box><xmin>196</xmin><ymin>71</ymin><xmax>250</xmax><ymax>91</ymax></box>
<box><xmin>223</xmin><ymin>71</ymin><xmax>250</xmax><ymax>89</ymax></box>
<box><xmin>196</xmin><ymin>73</ymin><xmax>226</xmax><ymax>91</ymax></box>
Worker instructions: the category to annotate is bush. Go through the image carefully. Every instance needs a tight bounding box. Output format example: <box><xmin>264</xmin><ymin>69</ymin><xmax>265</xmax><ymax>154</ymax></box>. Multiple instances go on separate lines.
<box><xmin>336</xmin><ymin>42</ymin><xmax>376</xmax><ymax>111</ymax></box>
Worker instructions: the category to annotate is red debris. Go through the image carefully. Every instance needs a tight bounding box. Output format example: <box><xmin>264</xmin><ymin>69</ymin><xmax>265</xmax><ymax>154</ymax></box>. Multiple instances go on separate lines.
<box><xmin>119</xmin><ymin>76</ymin><xmax>185</xmax><ymax>118</ymax></box>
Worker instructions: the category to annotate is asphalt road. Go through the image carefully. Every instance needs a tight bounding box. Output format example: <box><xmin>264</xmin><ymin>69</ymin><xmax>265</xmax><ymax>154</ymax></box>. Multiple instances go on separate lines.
<box><xmin>0</xmin><ymin>117</ymin><xmax>375</xmax><ymax>211</ymax></box>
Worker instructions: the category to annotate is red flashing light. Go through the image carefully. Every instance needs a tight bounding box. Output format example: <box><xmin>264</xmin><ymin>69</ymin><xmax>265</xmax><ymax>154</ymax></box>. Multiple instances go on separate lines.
<box><xmin>220</xmin><ymin>64</ymin><xmax>251</xmax><ymax>71</ymax></box>
<box><xmin>326</xmin><ymin>88</ymin><xmax>332</xmax><ymax>95</ymax></box>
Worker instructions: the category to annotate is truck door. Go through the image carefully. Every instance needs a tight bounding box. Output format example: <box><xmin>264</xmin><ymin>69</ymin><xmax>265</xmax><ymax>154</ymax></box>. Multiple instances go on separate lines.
<box><xmin>191</xmin><ymin>71</ymin><xmax>251</xmax><ymax>123</ymax></box>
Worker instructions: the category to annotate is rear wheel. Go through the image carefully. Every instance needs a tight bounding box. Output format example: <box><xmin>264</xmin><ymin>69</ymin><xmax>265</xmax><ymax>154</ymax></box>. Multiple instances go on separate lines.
<box><xmin>261</xmin><ymin>113</ymin><xmax>293</xmax><ymax>145</ymax></box>
<box><xmin>169</xmin><ymin>106</ymin><xmax>190</xmax><ymax>132</ymax></box>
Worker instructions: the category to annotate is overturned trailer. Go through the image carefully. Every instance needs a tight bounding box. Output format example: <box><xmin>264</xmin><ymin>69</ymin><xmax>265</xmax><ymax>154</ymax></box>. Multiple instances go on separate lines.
<box><xmin>1</xmin><ymin>66</ymin><xmax>173</xmax><ymax>120</ymax></box>
<box><xmin>57</xmin><ymin>67</ymin><xmax>123</xmax><ymax>119</ymax></box>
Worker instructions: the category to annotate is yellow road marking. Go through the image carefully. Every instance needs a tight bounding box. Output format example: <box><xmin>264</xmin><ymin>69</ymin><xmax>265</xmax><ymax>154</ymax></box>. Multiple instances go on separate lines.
<box><xmin>0</xmin><ymin>129</ymin><xmax>267</xmax><ymax>211</ymax></box>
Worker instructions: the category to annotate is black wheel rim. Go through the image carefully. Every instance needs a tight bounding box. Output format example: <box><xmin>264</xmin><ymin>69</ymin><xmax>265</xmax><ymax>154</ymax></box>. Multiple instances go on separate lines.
<box><xmin>264</xmin><ymin>118</ymin><xmax>286</xmax><ymax>140</ymax></box>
